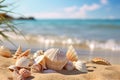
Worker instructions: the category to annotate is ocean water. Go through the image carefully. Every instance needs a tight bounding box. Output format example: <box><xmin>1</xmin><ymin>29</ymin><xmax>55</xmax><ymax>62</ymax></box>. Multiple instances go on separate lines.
<box><xmin>1</xmin><ymin>19</ymin><xmax>120</xmax><ymax>64</ymax></box>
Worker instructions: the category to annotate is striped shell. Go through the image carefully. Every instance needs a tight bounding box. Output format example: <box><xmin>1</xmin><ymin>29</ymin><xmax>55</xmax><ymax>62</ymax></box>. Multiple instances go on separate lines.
<box><xmin>91</xmin><ymin>57</ymin><xmax>111</xmax><ymax>65</ymax></box>
<box><xmin>35</xmin><ymin>55</ymin><xmax>46</xmax><ymax>69</ymax></box>
<box><xmin>13</xmin><ymin>45</ymin><xmax>22</xmax><ymax>59</ymax></box>
<box><xmin>64</xmin><ymin>61</ymin><xmax>74</xmax><ymax>71</ymax></box>
<box><xmin>19</xmin><ymin>68</ymin><xmax>31</xmax><ymax>78</ymax></box>
<box><xmin>31</xmin><ymin>64</ymin><xmax>43</xmax><ymax>73</ymax></box>
<box><xmin>66</xmin><ymin>45</ymin><xmax>78</xmax><ymax>62</ymax></box>
<box><xmin>15</xmin><ymin>57</ymin><xmax>30</xmax><ymax>68</ymax></box>
<box><xmin>17</xmin><ymin>49</ymin><xmax>30</xmax><ymax>59</ymax></box>
<box><xmin>44</xmin><ymin>48</ymin><xmax>68</xmax><ymax>70</ymax></box>
<box><xmin>73</xmin><ymin>60</ymin><xmax>87</xmax><ymax>72</ymax></box>
<box><xmin>0</xmin><ymin>46</ymin><xmax>12</xmax><ymax>58</ymax></box>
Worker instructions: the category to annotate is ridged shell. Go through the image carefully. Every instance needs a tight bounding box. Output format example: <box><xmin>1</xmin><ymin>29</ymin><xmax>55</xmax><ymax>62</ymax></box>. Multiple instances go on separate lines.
<box><xmin>73</xmin><ymin>60</ymin><xmax>87</xmax><ymax>72</ymax></box>
<box><xmin>35</xmin><ymin>55</ymin><xmax>46</xmax><ymax>69</ymax></box>
<box><xmin>13</xmin><ymin>45</ymin><xmax>22</xmax><ymax>59</ymax></box>
<box><xmin>66</xmin><ymin>45</ymin><xmax>78</xmax><ymax>62</ymax></box>
<box><xmin>15</xmin><ymin>57</ymin><xmax>30</xmax><ymax>68</ymax></box>
<box><xmin>44</xmin><ymin>48</ymin><xmax>68</xmax><ymax>70</ymax></box>
<box><xmin>17</xmin><ymin>49</ymin><xmax>30</xmax><ymax>59</ymax></box>
<box><xmin>31</xmin><ymin>64</ymin><xmax>43</xmax><ymax>73</ymax></box>
<box><xmin>64</xmin><ymin>61</ymin><xmax>74</xmax><ymax>71</ymax></box>
<box><xmin>33</xmin><ymin>50</ymin><xmax>44</xmax><ymax>59</ymax></box>
<box><xmin>19</xmin><ymin>68</ymin><xmax>31</xmax><ymax>78</ymax></box>
<box><xmin>91</xmin><ymin>57</ymin><xmax>111</xmax><ymax>65</ymax></box>
<box><xmin>0</xmin><ymin>46</ymin><xmax>12</xmax><ymax>58</ymax></box>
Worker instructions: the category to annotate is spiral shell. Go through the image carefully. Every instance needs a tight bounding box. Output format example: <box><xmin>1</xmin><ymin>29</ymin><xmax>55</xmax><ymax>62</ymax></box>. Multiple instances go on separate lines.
<box><xmin>91</xmin><ymin>57</ymin><xmax>111</xmax><ymax>65</ymax></box>
<box><xmin>0</xmin><ymin>46</ymin><xmax>12</xmax><ymax>58</ymax></box>
<box><xmin>13</xmin><ymin>45</ymin><xmax>22</xmax><ymax>59</ymax></box>
<box><xmin>19</xmin><ymin>68</ymin><xmax>31</xmax><ymax>78</ymax></box>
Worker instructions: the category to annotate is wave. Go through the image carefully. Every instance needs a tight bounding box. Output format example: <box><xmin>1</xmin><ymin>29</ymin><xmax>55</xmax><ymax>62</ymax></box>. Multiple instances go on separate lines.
<box><xmin>1</xmin><ymin>32</ymin><xmax>120</xmax><ymax>52</ymax></box>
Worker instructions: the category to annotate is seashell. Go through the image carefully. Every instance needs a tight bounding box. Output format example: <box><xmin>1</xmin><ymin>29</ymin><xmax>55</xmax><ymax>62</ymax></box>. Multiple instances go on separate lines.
<box><xmin>44</xmin><ymin>48</ymin><xmax>68</xmax><ymax>70</ymax></box>
<box><xmin>0</xmin><ymin>46</ymin><xmax>12</xmax><ymax>58</ymax></box>
<box><xmin>35</xmin><ymin>55</ymin><xmax>46</xmax><ymax>69</ymax></box>
<box><xmin>19</xmin><ymin>68</ymin><xmax>31</xmax><ymax>78</ymax></box>
<box><xmin>17</xmin><ymin>49</ymin><xmax>30</xmax><ymax>59</ymax></box>
<box><xmin>66</xmin><ymin>45</ymin><xmax>78</xmax><ymax>62</ymax></box>
<box><xmin>31</xmin><ymin>64</ymin><xmax>43</xmax><ymax>73</ymax></box>
<box><xmin>73</xmin><ymin>60</ymin><xmax>87</xmax><ymax>72</ymax></box>
<box><xmin>64</xmin><ymin>61</ymin><xmax>74</xmax><ymax>71</ymax></box>
<box><xmin>33</xmin><ymin>50</ymin><xmax>44</xmax><ymax>59</ymax></box>
<box><xmin>8</xmin><ymin>65</ymin><xmax>17</xmax><ymax>72</ymax></box>
<box><xmin>91</xmin><ymin>57</ymin><xmax>111</xmax><ymax>65</ymax></box>
<box><xmin>13</xmin><ymin>45</ymin><xmax>22</xmax><ymax>59</ymax></box>
<box><xmin>43</xmin><ymin>69</ymin><xmax>56</xmax><ymax>73</ymax></box>
<box><xmin>15</xmin><ymin>57</ymin><xmax>30</xmax><ymax>68</ymax></box>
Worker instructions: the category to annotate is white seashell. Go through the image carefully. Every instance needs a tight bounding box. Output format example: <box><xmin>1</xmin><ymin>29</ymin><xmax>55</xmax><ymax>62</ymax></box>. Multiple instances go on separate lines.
<box><xmin>43</xmin><ymin>69</ymin><xmax>56</xmax><ymax>73</ymax></box>
<box><xmin>66</xmin><ymin>45</ymin><xmax>78</xmax><ymax>62</ymax></box>
<box><xmin>33</xmin><ymin>50</ymin><xmax>44</xmax><ymax>59</ymax></box>
<box><xmin>15</xmin><ymin>57</ymin><xmax>30</xmax><ymax>68</ymax></box>
<box><xmin>44</xmin><ymin>48</ymin><xmax>68</xmax><ymax>70</ymax></box>
<box><xmin>0</xmin><ymin>46</ymin><xmax>12</xmax><ymax>58</ymax></box>
<box><xmin>8</xmin><ymin>65</ymin><xmax>17</xmax><ymax>72</ymax></box>
<box><xmin>35</xmin><ymin>55</ymin><xmax>46</xmax><ymax>69</ymax></box>
<box><xmin>73</xmin><ymin>60</ymin><xmax>87</xmax><ymax>72</ymax></box>
<box><xmin>13</xmin><ymin>45</ymin><xmax>22</xmax><ymax>59</ymax></box>
<box><xmin>64</xmin><ymin>61</ymin><xmax>74</xmax><ymax>71</ymax></box>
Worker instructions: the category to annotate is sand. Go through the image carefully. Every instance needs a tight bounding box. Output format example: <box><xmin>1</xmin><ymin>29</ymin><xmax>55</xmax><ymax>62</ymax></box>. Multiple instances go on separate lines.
<box><xmin>0</xmin><ymin>56</ymin><xmax>120</xmax><ymax>80</ymax></box>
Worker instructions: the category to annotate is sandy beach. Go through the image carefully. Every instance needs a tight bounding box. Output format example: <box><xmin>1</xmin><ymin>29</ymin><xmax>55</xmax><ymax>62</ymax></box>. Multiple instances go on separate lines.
<box><xmin>0</xmin><ymin>55</ymin><xmax>120</xmax><ymax>80</ymax></box>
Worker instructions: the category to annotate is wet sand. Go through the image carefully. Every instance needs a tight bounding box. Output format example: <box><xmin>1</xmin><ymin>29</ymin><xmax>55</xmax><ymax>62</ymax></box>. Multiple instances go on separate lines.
<box><xmin>0</xmin><ymin>56</ymin><xmax>120</xmax><ymax>80</ymax></box>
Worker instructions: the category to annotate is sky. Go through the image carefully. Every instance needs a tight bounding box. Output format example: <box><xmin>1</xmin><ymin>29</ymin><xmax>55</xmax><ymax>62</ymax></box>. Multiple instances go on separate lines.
<box><xmin>4</xmin><ymin>0</ymin><xmax>120</xmax><ymax>19</ymax></box>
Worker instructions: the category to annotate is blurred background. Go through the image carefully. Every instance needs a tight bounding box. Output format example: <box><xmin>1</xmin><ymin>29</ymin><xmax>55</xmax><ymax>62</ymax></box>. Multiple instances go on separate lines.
<box><xmin>0</xmin><ymin>0</ymin><xmax>120</xmax><ymax>64</ymax></box>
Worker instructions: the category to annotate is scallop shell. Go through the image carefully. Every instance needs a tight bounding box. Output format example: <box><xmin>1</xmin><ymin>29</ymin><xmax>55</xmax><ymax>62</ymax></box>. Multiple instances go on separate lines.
<box><xmin>8</xmin><ymin>65</ymin><xmax>17</xmax><ymax>72</ymax></box>
<box><xmin>64</xmin><ymin>61</ymin><xmax>74</xmax><ymax>71</ymax></box>
<box><xmin>13</xmin><ymin>45</ymin><xmax>22</xmax><ymax>59</ymax></box>
<box><xmin>15</xmin><ymin>57</ymin><xmax>30</xmax><ymax>68</ymax></box>
<box><xmin>73</xmin><ymin>60</ymin><xmax>87</xmax><ymax>72</ymax></box>
<box><xmin>66</xmin><ymin>45</ymin><xmax>78</xmax><ymax>62</ymax></box>
<box><xmin>35</xmin><ymin>55</ymin><xmax>46</xmax><ymax>69</ymax></box>
<box><xmin>44</xmin><ymin>48</ymin><xmax>68</xmax><ymax>70</ymax></box>
<box><xmin>0</xmin><ymin>46</ymin><xmax>12</xmax><ymax>58</ymax></box>
<box><xmin>33</xmin><ymin>50</ymin><xmax>44</xmax><ymax>59</ymax></box>
<box><xmin>19</xmin><ymin>68</ymin><xmax>31</xmax><ymax>78</ymax></box>
<box><xmin>91</xmin><ymin>57</ymin><xmax>111</xmax><ymax>65</ymax></box>
<box><xmin>31</xmin><ymin>64</ymin><xmax>43</xmax><ymax>73</ymax></box>
<box><xmin>17</xmin><ymin>49</ymin><xmax>30</xmax><ymax>59</ymax></box>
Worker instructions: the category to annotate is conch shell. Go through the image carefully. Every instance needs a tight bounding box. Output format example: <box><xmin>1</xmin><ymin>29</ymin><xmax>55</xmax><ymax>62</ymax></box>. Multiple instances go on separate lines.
<box><xmin>35</xmin><ymin>55</ymin><xmax>46</xmax><ymax>69</ymax></box>
<box><xmin>64</xmin><ymin>61</ymin><xmax>74</xmax><ymax>71</ymax></box>
<box><xmin>13</xmin><ymin>45</ymin><xmax>22</xmax><ymax>59</ymax></box>
<box><xmin>91</xmin><ymin>57</ymin><xmax>111</xmax><ymax>65</ymax></box>
<box><xmin>17</xmin><ymin>49</ymin><xmax>30</xmax><ymax>59</ymax></box>
<box><xmin>44</xmin><ymin>48</ymin><xmax>68</xmax><ymax>70</ymax></box>
<box><xmin>33</xmin><ymin>50</ymin><xmax>44</xmax><ymax>59</ymax></box>
<box><xmin>66</xmin><ymin>45</ymin><xmax>78</xmax><ymax>62</ymax></box>
<box><xmin>15</xmin><ymin>57</ymin><xmax>30</xmax><ymax>68</ymax></box>
<box><xmin>19</xmin><ymin>68</ymin><xmax>31</xmax><ymax>78</ymax></box>
<box><xmin>0</xmin><ymin>46</ymin><xmax>12</xmax><ymax>58</ymax></box>
<box><xmin>73</xmin><ymin>60</ymin><xmax>87</xmax><ymax>72</ymax></box>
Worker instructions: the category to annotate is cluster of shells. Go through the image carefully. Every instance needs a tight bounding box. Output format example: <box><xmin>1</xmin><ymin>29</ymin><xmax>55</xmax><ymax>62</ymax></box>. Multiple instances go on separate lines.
<box><xmin>7</xmin><ymin>45</ymin><xmax>88</xmax><ymax>79</ymax></box>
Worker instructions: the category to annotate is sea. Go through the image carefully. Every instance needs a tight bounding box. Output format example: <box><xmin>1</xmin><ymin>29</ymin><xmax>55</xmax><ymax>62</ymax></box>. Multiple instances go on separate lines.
<box><xmin>1</xmin><ymin>19</ymin><xmax>120</xmax><ymax>64</ymax></box>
